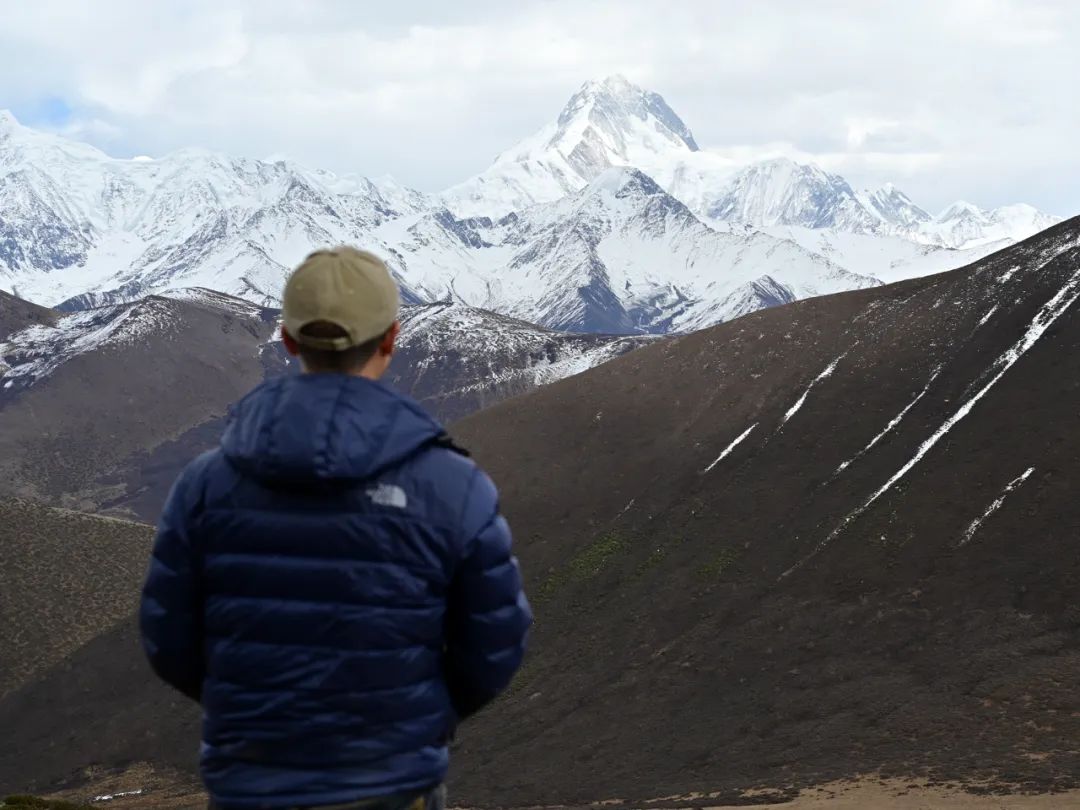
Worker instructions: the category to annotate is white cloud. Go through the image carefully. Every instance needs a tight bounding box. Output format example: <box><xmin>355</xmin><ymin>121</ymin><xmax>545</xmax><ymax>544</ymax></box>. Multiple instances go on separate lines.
<box><xmin>0</xmin><ymin>0</ymin><xmax>1076</xmax><ymax>215</ymax></box>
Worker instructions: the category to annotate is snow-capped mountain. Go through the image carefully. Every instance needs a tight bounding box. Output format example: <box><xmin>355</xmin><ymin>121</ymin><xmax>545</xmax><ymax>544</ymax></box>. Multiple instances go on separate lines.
<box><xmin>441</xmin><ymin>75</ymin><xmax>732</xmax><ymax>219</ymax></box>
<box><xmin>859</xmin><ymin>183</ymin><xmax>931</xmax><ymax>230</ymax></box>
<box><xmin>444</xmin><ymin>76</ymin><xmax>1061</xmax><ymax>247</ymax></box>
<box><xmin>759</xmin><ymin>225</ymin><xmax>1002</xmax><ymax>284</ymax></box>
<box><xmin>705</xmin><ymin>158</ymin><xmax>882</xmax><ymax>232</ymax></box>
<box><xmin>0</xmin><ymin>110</ymin><xmax>426</xmax><ymax>308</ymax></box>
<box><xmin>0</xmin><ymin>75</ymin><xmax>1065</xmax><ymax>335</ymax></box>
<box><xmin>917</xmin><ymin>201</ymin><xmax>1062</xmax><ymax>249</ymax></box>
<box><xmin>384</xmin><ymin>168</ymin><xmax>881</xmax><ymax>333</ymax></box>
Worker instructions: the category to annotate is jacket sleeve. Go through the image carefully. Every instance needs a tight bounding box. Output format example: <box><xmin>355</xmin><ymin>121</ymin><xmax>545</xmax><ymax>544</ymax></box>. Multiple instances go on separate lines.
<box><xmin>444</xmin><ymin>468</ymin><xmax>533</xmax><ymax>721</ymax></box>
<box><xmin>139</xmin><ymin>458</ymin><xmax>207</xmax><ymax>702</ymax></box>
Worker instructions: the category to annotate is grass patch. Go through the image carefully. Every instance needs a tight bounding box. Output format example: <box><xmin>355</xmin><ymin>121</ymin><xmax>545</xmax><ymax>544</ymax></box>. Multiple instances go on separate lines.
<box><xmin>633</xmin><ymin>545</ymin><xmax>668</xmax><ymax>580</ymax></box>
<box><xmin>567</xmin><ymin>530</ymin><xmax>629</xmax><ymax>577</ymax></box>
<box><xmin>538</xmin><ymin>530</ymin><xmax>631</xmax><ymax>601</ymax></box>
<box><xmin>699</xmin><ymin>545</ymin><xmax>742</xmax><ymax>578</ymax></box>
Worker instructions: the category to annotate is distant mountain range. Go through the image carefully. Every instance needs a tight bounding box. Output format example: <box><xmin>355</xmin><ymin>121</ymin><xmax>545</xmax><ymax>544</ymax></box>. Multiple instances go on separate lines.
<box><xmin>0</xmin><ymin>76</ymin><xmax>1062</xmax><ymax>333</ymax></box>
<box><xmin>443</xmin><ymin>75</ymin><xmax>1060</xmax><ymax>247</ymax></box>
<box><xmin>0</xmin><ymin>287</ymin><xmax>646</xmax><ymax>518</ymax></box>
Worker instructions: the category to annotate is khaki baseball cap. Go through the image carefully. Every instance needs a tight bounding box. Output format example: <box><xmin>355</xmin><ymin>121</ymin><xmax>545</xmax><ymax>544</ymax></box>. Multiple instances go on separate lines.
<box><xmin>282</xmin><ymin>247</ymin><xmax>400</xmax><ymax>350</ymax></box>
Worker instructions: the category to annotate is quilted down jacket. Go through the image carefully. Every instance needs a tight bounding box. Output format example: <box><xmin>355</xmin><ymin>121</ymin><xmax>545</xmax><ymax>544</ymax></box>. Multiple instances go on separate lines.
<box><xmin>140</xmin><ymin>373</ymin><xmax>532</xmax><ymax>809</ymax></box>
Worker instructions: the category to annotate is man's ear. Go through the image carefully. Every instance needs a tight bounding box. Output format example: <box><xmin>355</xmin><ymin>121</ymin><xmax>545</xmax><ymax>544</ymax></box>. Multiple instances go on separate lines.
<box><xmin>379</xmin><ymin>321</ymin><xmax>401</xmax><ymax>356</ymax></box>
<box><xmin>281</xmin><ymin>327</ymin><xmax>300</xmax><ymax>357</ymax></box>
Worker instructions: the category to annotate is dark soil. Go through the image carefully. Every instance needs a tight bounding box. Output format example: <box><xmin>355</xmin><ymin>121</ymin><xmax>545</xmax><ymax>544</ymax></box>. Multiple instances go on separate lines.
<box><xmin>0</xmin><ymin>500</ymin><xmax>153</xmax><ymax>698</ymax></box>
<box><xmin>0</xmin><ymin>288</ymin><xmax>57</xmax><ymax>340</ymax></box>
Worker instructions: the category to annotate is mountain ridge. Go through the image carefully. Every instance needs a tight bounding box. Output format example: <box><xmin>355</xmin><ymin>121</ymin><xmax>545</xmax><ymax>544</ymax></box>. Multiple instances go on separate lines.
<box><xmin>0</xmin><ymin>76</ymin><xmax>1064</xmax><ymax>332</ymax></box>
<box><xmin>0</xmin><ymin>287</ymin><xmax>650</xmax><ymax>518</ymax></box>
<box><xmin>442</xmin><ymin>76</ymin><xmax>1061</xmax><ymax>247</ymax></box>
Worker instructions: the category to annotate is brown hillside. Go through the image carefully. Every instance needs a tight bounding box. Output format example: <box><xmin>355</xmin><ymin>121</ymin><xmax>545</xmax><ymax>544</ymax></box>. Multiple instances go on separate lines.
<box><xmin>447</xmin><ymin>218</ymin><xmax>1080</xmax><ymax>805</ymax></box>
<box><xmin>0</xmin><ymin>499</ymin><xmax>152</xmax><ymax>698</ymax></box>
<box><xmin>0</xmin><ymin>287</ymin><xmax>57</xmax><ymax>340</ymax></box>
<box><xmin>0</xmin><ymin>292</ymin><xmax>646</xmax><ymax>522</ymax></box>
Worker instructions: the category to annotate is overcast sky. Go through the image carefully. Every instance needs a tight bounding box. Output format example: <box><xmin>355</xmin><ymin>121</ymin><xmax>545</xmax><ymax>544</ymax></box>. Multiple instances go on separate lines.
<box><xmin>1</xmin><ymin>0</ymin><xmax>1077</xmax><ymax>215</ymax></box>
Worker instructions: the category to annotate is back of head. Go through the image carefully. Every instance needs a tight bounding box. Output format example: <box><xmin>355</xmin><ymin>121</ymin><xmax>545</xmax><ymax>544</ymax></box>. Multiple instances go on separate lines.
<box><xmin>219</xmin><ymin>246</ymin><xmax>417</xmax><ymax>481</ymax></box>
<box><xmin>281</xmin><ymin>246</ymin><xmax>400</xmax><ymax>374</ymax></box>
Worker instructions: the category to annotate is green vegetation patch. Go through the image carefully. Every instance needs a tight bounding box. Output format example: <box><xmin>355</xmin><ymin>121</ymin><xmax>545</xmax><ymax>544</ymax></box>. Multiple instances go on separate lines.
<box><xmin>567</xmin><ymin>530</ymin><xmax>630</xmax><ymax>577</ymax></box>
<box><xmin>633</xmin><ymin>544</ymin><xmax>668</xmax><ymax>579</ymax></box>
<box><xmin>699</xmin><ymin>545</ymin><xmax>742</xmax><ymax>578</ymax></box>
<box><xmin>538</xmin><ymin>529</ymin><xmax>632</xmax><ymax>600</ymax></box>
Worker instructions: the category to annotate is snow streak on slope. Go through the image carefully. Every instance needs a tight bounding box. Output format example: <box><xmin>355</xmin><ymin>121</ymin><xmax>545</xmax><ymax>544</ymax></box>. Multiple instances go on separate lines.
<box><xmin>999</xmin><ymin>265</ymin><xmax>1022</xmax><ymax>284</ymax></box>
<box><xmin>976</xmin><ymin>306</ymin><xmax>999</xmax><ymax>328</ymax></box>
<box><xmin>781</xmin><ymin>356</ymin><xmax>844</xmax><ymax>426</ymax></box>
<box><xmin>702</xmin><ymin>424</ymin><xmax>758</xmax><ymax>473</ymax></box>
<box><xmin>782</xmin><ymin>238</ymin><xmax>1080</xmax><ymax>579</ymax></box>
<box><xmin>959</xmin><ymin>467</ymin><xmax>1035</xmax><ymax>547</ymax></box>
<box><xmin>834</xmin><ymin>366</ymin><xmax>943</xmax><ymax>475</ymax></box>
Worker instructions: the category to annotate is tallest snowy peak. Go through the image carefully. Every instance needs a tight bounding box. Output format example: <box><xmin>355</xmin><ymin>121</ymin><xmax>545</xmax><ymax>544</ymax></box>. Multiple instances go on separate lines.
<box><xmin>554</xmin><ymin>74</ymin><xmax>700</xmax><ymax>155</ymax></box>
<box><xmin>577</xmin><ymin>74</ymin><xmax>641</xmax><ymax>102</ymax></box>
<box><xmin>442</xmin><ymin>75</ymin><xmax>705</xmax><ymax>217</ymax></box>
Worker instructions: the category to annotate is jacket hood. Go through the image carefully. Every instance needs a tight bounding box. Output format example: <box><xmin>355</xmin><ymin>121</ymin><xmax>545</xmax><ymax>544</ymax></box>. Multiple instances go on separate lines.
<box><xmin>221</xmin><ymin>374</ymin><xmax>444</xmax><ymax>484</ymax></box>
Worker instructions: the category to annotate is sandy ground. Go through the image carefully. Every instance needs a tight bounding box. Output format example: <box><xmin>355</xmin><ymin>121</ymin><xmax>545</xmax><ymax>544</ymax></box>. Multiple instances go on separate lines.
<box><xmin>697</xmin><ymin>779</ymin><xmax>1080</xmax><ymax>808</ymax></box>
<box><xmin>41</xmin><ymin>769</ymin><xmax>1080</xmax><ymax>810</ymax></box>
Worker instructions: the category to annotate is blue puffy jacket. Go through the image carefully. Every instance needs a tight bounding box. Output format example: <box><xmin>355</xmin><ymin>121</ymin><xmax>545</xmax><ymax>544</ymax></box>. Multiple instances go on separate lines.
<box><xmin>139</xmin><ymin>374</ymin><xmax>532</xmax><ymax>809</ymax></box>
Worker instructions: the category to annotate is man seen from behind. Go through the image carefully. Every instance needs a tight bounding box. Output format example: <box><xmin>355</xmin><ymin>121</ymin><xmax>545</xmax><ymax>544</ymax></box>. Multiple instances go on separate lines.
<box><xmin>139</xmin><ymin>247</ymin><xmax>532</xmax><ymax>810</ymax></box>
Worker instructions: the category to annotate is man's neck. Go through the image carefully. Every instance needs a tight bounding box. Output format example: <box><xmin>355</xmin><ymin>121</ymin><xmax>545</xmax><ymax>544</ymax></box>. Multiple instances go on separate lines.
<box><xmin>298</xmin><ymin>364</ymin><xmax>384</xmax><ymax>380</ymax></box>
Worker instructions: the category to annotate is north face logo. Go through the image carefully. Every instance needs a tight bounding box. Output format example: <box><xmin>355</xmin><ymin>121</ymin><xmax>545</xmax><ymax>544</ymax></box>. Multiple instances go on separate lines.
<box><xmin>366</xmin><ymin>483</ymin><xmax>408</xmax><ymax>509</ymax></box>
